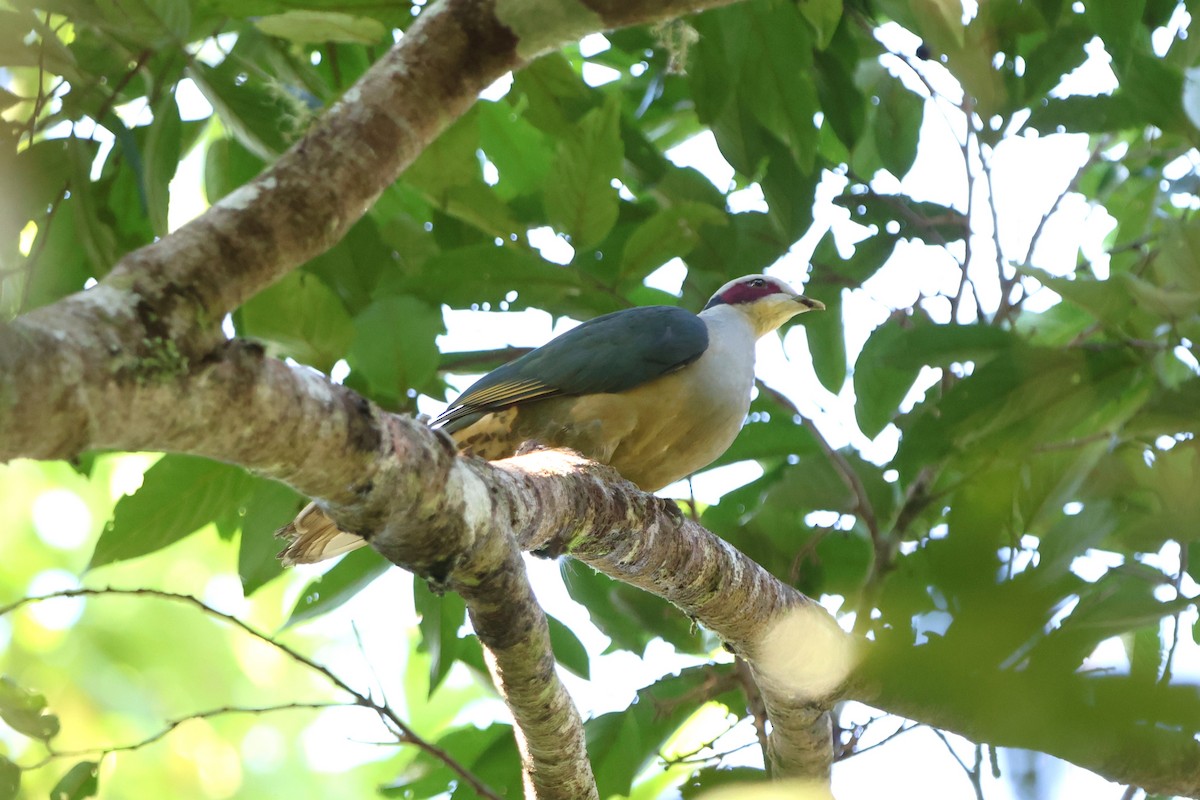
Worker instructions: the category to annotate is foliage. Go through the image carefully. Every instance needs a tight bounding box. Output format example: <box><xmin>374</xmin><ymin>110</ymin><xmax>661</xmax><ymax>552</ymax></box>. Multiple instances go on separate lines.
<box><xmin>2</xmin><ymin>0</ymin><xmax>1199</xmax><ymax>797</ymax></box>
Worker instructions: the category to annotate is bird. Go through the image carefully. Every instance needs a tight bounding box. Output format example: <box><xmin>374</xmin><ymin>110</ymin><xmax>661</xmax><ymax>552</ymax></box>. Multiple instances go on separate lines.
<box><xmin>278</xmin><ymin>273</ymin><xmax>823</xmax><ymax>565</ymax></box>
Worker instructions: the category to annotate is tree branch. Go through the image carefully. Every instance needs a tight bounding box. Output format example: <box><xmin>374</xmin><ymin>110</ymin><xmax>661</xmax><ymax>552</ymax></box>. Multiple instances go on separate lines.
<box><xmin>488</xmin><ymin>450</ymin><xmax>849</xmax><ymax>779</ymax></box>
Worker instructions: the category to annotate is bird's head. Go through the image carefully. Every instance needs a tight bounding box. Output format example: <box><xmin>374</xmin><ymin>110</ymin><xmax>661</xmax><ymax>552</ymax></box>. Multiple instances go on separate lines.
<box><xmin>702</xmin><ymin>274</ymin><xmax>825</xmax><ymax>337</ymax></box>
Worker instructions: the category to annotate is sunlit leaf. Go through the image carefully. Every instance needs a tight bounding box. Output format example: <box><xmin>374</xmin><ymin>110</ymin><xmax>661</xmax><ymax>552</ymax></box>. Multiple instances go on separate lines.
<box><xmin>238</xmin><ymin>270</ymin><xmax>355</xmax><ymax>372</ymax></box>
<box><xmin>0</xmin><ymin>756</ymin><xmax>16</xmax><ymax>800</ymax></box>
<box><xmin>50</xmin><ymin>761</ymin><xmax>99</xmax><ymax>800</ymax></box>
<box><xmin>255</xmin><ymin>11</ymin><xmax>387</xmax><ymax>44</ymax></box>
<box><xmin>414</xmin><ymin>579</ymin><xmax>467</xmax><ymax>694</ymax></box>
<box><xmin>237</xmin><ymin>478</ymin><xmax>303</xmax><ymax>595</ymax></box>
<box><xmin>0</xmin><ymin>676</ymin><xmax>59</xmax><ymax>741</ymax></box>
<box><xmin>91</xmin><ymin>455</ymin><xmax>256</xmax><ymax>568</ymax></box>
<box><xmin>546</xmin><ymin>614</ymin><xmax>589</xmax><ymax>679</ymax></box>
<box><xmin>544</xmin><ymin>96</ymin><xmax>624</xmax><ymax>250</ymax></box>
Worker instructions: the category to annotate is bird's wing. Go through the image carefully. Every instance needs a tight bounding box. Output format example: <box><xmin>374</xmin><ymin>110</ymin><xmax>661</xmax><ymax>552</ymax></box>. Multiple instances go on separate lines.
<box><xmin>434</xmin><ymin>305</ymin><xmax>708</xmax><ymax>432</ymax></box>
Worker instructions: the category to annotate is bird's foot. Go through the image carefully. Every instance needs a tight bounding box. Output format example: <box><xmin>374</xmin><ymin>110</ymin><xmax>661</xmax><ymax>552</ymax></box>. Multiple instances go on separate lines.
<box><xmin>655</xmin><ymin>496</ymin><xmax>685</xmax><ymax>526</ymax></box>
<box><xmin>514</xmin><ymin>439</ymin><xmax>552</xmax><ymax>456</ymax></box>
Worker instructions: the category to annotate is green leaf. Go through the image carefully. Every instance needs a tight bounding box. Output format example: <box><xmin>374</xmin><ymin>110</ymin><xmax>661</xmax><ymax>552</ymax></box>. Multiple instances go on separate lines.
<box><xmin>620</xmin><ymin>202</ymin><xmax>726</xmax><ymax>281</ymax></box>
<box><xmin>587</xmin><ymin>712</ymin><xmax>645</xmax><ymax>798</ymax></box>
<box><xmin>0</xmin><ymin>676</ymin><xmax>59</xmax><ymax>741</ymax></box>
<box><xmin>1026</xmin><ymin>94</ymin><xmax>1145</xmax><ymax>134</ymax></box>
<box><xmin>0</xmin><ymin>756</ymin><xmax>16</xmax><ymax>800</ymax></box>
<box><xmin>1021</xmin><ymin>267</ymin><xmax>1138</xmax><ymax>332</ymax></box>
<box><xmin>451</xmin><ymin>723</ymin><xmax>523</xmax><ymax>799</ymax></box>
<box><xmin>800</xmin><ymin>0</ymin><xmax>843</xmax><ymax>49</ymax></box>
<box><xmin>144</xmin><ymin>93</ymin><xmax>182</xmax><ymax>237</ymax></box>
<box><xmin>1155</xmin><ymin>218</ymin><xmax>1200</xmax><ymax>293</ymax></box>
<box><xmin>741</xmin><ymin>0</ymin><xmax>819</xmax><ymax>171</ymax></box>
<box><xmin>203</xmin><ymin>136</ymin><xmax>266</xmax><ymax>205</ymax></box>
<box><xmin>394</xmin><ymin>244</ymin><xmax>594</xmax><ymax>316</ymax></box>
<box><xmin>189</xmin><ymin>59</ymin><xmax>298</xmax><ymax>160</ymax></box>
<box><xmin>836</xmin><ymin>192</ymin><xmax>967</xmax><ymax>244</ymax></box>
<box><xmin>711</xmin><ymin>397</ymin><xmax>820</xmax><ymax>467</ymax></box>
<box><xmin>803</xmin><ymin>284</ymin><xmax>846</xmax><ymax>393</ymax></box>
<box><xmin>546</xmin><ymin>614</ymin><xmax>589</xmax><ymax>679</ymax></box>
<box><xmin>544</xmin><ymin>96</ymin><xmax>624</xmax><ymax>250</ymax></box>
<box><xmin>405</xmin><ymin>107</ymin><xmax>481</xmax><ymax>197</ymax></box>
<box><xmin>4</xmin><ymin>138</ymin><xmax>72</xmax><ymax>242</ymax></box>
<box><xmin>67</xmin><ymin>136</ymin><xmax>119</xmax><ymax>276</ymax></box>
<box><xmin>560</xmin><ymin>562</ymin><xmax>703</xmax><ymax>654</ymax></box>
<box><xmin>681</xmin><ymin>767</ymin><xmax>767</xmax><ymax>798</ymax></box>
<box><xmin>91</xmin><ymin>455</ymin><xmax>256</xmax><ymax>568</ymax></box>
<box><xmin>1084</xmin><ymin>0</ymin><xmax>1146</xmax><ymax>69</ymax></box>
<box><xmin>237</xmin><ymin>270</ymin><xmax>355</xmax><ymax>372</ymax></box>
<box><xmin>346</xmin><ymin>295</ymin><xmax>444</xmax><ymax>403</ymax></box>
<box><xmin>1127</xmin><ymin>624</ymin><xmax>1162</xmax><ymax>687</ymax></box>
<box><xmin>759</xmin><ymin>134</ymin><xmax>820</xmax><ymax>238</ymax></box>
<box><xmin>305</xmin><ymin>215</ymin><xmax>392</xmax><ymax>312</ymax></box>
<box><xmin>1028</xmin><ymin>563</ymin><xmax>1189</xmax><ymax>674</ymax></box>
<box><xmin>237</xmin><ymin>478</ymin><xmax>303</xmax><ymax>596</ymax></box>
<box><xmin>478</xmin><ymin>99</ymin><xmax>553</xmax><ymax>199</ymax></box>
<box><xmin>19</xmin><ymin>200</ymin><xmax>93</xmax><ymax>313</ymax></box>
<box><xmin>1122</xmin><ymin>52</ymin><xmax>1190</xmax><ymax>135</ymax></box>
<box><xmin>588</xmin><ymin>666</ymin><xmax>740</xmax><ymax>798</ymax></box>
<box><xmin>873</xmin><ymin>78</ymin><xmax>924</xmax><ymax>179</ymax></box>
<box><xmin>813</xmin><ymin>23</ymin><xmax>865</xmax><ymax>152</ymax></box>
<box><xmin>853</xmin><ymin>321</ymin><xmax>1015</xmax><ymax>438</ymax></box>
<box><xmin>254</xmin><ymin>11</ymin><xmax>386</xmax><ymax>44</ymax></box>
<box><xmin>1019</xmin><ymin>22</ymin><xmax>1092</xmax><ymax>106</ymax></box>
<box><xmin>414</xmin><ymin>579</ymin><xmax>467</xmax><ymax>694</ymax></box>
<box><xmin>384</xmin><ymin>725</ymin><xmax>512</xmax><ymax>798</ymax></box>
<box><xmin>50</xmin><ymin>761</ymin><xmax>99</xmax><ymax>800</ymax></box>
<box><xmin>896</xmin><ymin>347</ymin><xmax>1149</xmax><ymax>479</ymax></box>
<box><xmin>1123</xmin><ymin>273</ymin><xmax>1200</xmax><ymax>320</ymax></box>
<box><xmin>286</xmin><ymin>546</ymin><xmax>389</xmax><ymax>627</ymax></box>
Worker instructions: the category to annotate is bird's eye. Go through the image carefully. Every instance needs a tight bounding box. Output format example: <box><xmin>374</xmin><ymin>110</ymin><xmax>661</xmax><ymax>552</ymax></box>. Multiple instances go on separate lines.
<box><xmin>750</xmin><ymin>278</ymin><xmax>765</xmax><ymax>288</ymax></box>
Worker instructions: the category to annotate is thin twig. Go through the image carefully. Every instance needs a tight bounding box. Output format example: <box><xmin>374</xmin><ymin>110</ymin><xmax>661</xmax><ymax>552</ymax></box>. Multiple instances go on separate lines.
<box><xmin>18</xmin><ymin>179</ymin><xmax>70</xmax><ymax>314</ymax></box>
<box><xmin>21</xmin><ymin>702</ymin><xmax>349</xmax><ymax>770</ymax></box>
<box><xmin>980</xmin><ymin>153</ymin><xmax>1013</xmax><ymax>325</ymax></box>
<box><xmin>836</xmin><ymin>719</ymin><xmax>918</xmax><ymax>761</ymax></box>
<box><xmin>1022</xmin><ymin>138</ymin><xmax>1107</xmax><ymax>271</ymax></box>
<box><xmin>931</xmin><ymin>729</ymin><xmax>986</xmax><ymax>800</ymax></box>
<box><xmin>1161</xmin><ymin>540</ymin><xmax>1190</xmax><ymax>684</ymax></box>
<box><xmin>664</xmin><ymin>739</ymin><xmax>760</xmax><ymax>767</ymax></box>
<box><xmin>0</xmin><ymin>587</ymin><xmax>503</xmax><ymax>800</ymax></box>
<box><xmin>755</xmin><ymin>380</ymin><xmax>880</xmax><ymax>543</ymax></box>
<box><xmin>950</xmin><ymin>95</ymin><xmax>979</xmax><ymax>327</ymax></box>
<box><xmin>439</xmin><ymin>347</ymin><xmax>533</xmax><ymax>373</ymax></box>
<box><xmin>658</xmin><ymin>716</ymin><xmax>743</xmax><ymax>766</ymax></box>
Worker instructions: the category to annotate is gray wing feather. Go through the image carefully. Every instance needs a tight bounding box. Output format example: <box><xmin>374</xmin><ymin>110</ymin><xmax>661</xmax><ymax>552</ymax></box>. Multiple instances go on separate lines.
<box><xmin>435</xmin><ymin>306</ymin><xmax>707</xmax><ymax>431</ymax></box>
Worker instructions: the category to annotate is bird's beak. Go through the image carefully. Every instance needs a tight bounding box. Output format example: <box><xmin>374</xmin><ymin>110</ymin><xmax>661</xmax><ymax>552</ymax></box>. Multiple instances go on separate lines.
<box><xmin>795</xmin><ymin>294</ymin><xmax>825</xmax><ymax>312</ymax></box>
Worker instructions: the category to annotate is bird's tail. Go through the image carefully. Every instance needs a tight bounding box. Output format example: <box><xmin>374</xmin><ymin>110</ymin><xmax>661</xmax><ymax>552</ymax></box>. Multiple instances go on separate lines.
<box><xmin>277</xmin><ymin>502</ymin><xmax>368</xmax><ymax>566</ymax></box>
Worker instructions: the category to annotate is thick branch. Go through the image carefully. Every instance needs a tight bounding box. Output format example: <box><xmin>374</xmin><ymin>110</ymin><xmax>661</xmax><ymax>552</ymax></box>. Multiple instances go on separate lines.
<box><xmin>486</xmin><ymin>453</ymin><xmax>847</xmax><ymax>778</ymax></box>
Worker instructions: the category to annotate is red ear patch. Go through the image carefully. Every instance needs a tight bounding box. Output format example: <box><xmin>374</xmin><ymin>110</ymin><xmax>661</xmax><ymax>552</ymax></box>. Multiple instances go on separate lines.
<box><xmin>720</xmin><ymin>279</ymin><xmax>785</xmax><ymax>306</ymax></box>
